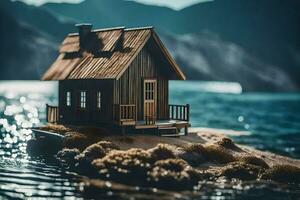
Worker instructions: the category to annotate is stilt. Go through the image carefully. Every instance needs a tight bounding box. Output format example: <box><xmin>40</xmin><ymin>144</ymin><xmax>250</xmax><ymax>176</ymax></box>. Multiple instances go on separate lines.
<box><xmin>184</xmin><ymin>125</ymin><xmax>188</xmax><ymax>136</ymax></box>
<box><xmin>157</xmin><ymin>128</ymin><xmax>160</xmax><ymax>136</ymax></box>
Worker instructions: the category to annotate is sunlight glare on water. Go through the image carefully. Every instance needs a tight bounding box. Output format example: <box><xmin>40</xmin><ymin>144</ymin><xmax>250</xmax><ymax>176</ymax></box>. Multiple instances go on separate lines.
<box><xmin>0</xmin><ymin>81</ymin><xmax>83</xmax><ymax>199</ymax></box>
<box><xmin>0</xmin><ymin>81</ymin><xmax>300</xmax><ymax>199</ymax></box>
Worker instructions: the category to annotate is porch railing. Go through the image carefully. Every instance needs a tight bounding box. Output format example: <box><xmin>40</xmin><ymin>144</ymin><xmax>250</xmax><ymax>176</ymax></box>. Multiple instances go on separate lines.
<box><xmin>169</xmin><ymin>104</ymin><xmax>190</xmax><ymax>121</ymax></box>
<box><xmin>114</xmin><ymin>104</ymin><xmax>137</xmax><ymax>124</ymax></box>
<box><xmin>46</xmin><ymin>104</ymin><xmax>59</xmax><ymax>124</ymax></box>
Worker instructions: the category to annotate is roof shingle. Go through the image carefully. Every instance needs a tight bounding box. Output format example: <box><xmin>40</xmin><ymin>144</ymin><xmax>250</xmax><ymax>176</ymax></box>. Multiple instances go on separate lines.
<box><xmin>42</xmin><ymin>27</ymin><xmax>185</xmax><ymax>81</ymax></box>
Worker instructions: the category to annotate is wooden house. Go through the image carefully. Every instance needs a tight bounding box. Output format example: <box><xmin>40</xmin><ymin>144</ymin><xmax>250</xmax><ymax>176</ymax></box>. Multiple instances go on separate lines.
<box><xmin>42</xmin><ymin>24</ymin><xmax>190</xmax><ymax>135</ymax></box>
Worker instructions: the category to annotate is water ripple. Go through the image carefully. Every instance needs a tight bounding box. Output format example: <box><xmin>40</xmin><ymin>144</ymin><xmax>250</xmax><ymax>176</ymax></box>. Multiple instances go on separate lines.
<box><xmin>0</xmin><ymin>81</ymin><xmax>300</xmax><ymax>199</ymax></box>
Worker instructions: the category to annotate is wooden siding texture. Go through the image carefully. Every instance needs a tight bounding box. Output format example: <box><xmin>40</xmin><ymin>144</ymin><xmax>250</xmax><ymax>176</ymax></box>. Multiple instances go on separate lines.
<box><xmin>113</xmin><ymin>44</ymin><xmax>169</xmax><ymax>121</ymax></box>
<box><xmin>58</xmin><ymin>79</ymin><xmax>113</xmax><ymax>125</ymax></box>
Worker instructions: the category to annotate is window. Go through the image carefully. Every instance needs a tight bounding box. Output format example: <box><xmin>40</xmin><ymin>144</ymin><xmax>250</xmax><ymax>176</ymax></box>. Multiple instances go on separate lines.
<box><xmin>80</xmin><ymin>91</ymin><xmax>86</xmax><ymax>109</ymax></box>
<box><xmin>66</xmin><ymin>91</ymin><xmax>71</xmax><ymax>106</ymax></box>
<box><xmin>145</xmin><ymin>82</ymin><xmax>154</xmax><ymax>100</ymax></box>
<box><xmin>97</xmin><ymin>91</ymin><xmax>101</xmax><ymax>109</ymax></box>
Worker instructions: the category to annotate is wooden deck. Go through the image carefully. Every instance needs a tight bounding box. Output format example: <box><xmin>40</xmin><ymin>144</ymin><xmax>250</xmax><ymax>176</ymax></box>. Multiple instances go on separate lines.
<box><xmin>134</xmin><ymin>119</ymin><xmax>190</xmax><ymax>135</ymax></box>
<box><xmin>135</xmin><ymin>119</ymin><xmax>188</xmax><ymax>128</ymax></box>
<box><xmin>46</xmin><ymin>103</ymin><xmax>190</xmax><ymax>136</ymax></box>
<box><xmin>115</xmin><ymin>104</ymin><xmax>190</xmax><ymax>135</ymax></box>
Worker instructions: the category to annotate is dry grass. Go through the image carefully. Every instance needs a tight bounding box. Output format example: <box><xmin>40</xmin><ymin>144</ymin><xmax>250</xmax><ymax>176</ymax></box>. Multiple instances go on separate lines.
<box><xmin>68</xmin><ymin>141</ymin><xmax>119</xmax><ymax>167</ymax></box>
<box><xmin>221</xmin><ymin>162</ymin><xmax>263</xmax><ymax>180</ymax></box>
<box><xmin>40</xmin><ymin>124</ymin><xmax>116</xmax><ymax>138</ymax></box>
<box><xmin>147</xmin><ymin>143</ymin><xmax>177</xmax><ymax>161</ymax></box>
<box><xmin>182</xmin><ymin>143</ymin><xmax>207</xmax><ymax>155</ymax></box>
<box><xmin>179</xmin><ymin>143</ymin><xmax>207</xmax><ymax>166</ymax></box>
<box><xmin>40</xmin><ymin>124</ymin><xmax>72</xmax><ymax>134</ymax></box>
<box><xmin>216</xmin><ymin>137</ymin><xmax>240</xmax><ymax>151</ymax></box>
<box><xmin>51</xmin><ymin>135</ymin><xmax>300</xmax><ymax>190</ymax></box>
<box><xmin>260</xmin><ymin>165</ymin><xmax>300</xmax><ymax>183</ymax></box>
<box><xmin>153</xmin><ymin>158</ymin><xmax>188</xmax><ymax>172</ymax></box>
<box><xmin>148</xmin><ymin>159</ymin><xmax>200</xmax><ymax>190</ymax></box>
<box><xmin>68</xmin><ymin>141</ymin><xmax>119</xmax><ymax>175</ymax></box>
<box><xmin>179</xmin><ymin>140</ymin><xmax>238</xmax><ymax>165</ymax></box>
<box><xmin>38</xmin><ymin>125</ymin><xmax>300</xmax><ymax>189</ymax></box>
<box><xmin>238</xmin><ymin>156</ymin><xmax>269</xmax><ymax>169</ymax></box>
<box><xmin>92</xmin><ymin>148</ymin><xmax>152</xmax><ymax>184</ymax></box>
<box><xmin>56</xmin><ymin>148</ymin><xmax>80</xmax><ymax>164</ymax></box>
<box><xmin>205</xmin><ymin>144</ymin><xmax>236</xmax><ymax>164</ymax></box>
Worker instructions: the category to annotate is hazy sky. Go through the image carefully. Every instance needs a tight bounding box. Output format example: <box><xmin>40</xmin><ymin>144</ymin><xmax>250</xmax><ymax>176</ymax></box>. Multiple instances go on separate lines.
<box><xmin>20</xmin><ymin>0</ymin><xmax>212</xmax><ymax>10</ymax></box>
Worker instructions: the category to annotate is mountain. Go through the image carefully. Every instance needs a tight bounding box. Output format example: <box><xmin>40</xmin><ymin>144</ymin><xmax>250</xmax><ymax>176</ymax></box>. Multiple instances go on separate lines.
<box><xmin>179</xmin><ymin>0</ymin><xmax>300</xmax><ymax>90</ymax></box>
<box><xmin>161</xmin><ymin>32</ymin><xmax>296</xmax><ymax>91</ymax></box>
<box><xmin>0</xmin><ymin>0</ymin><xmax>74</xmax><ymax>80</ymax></box>
<box><xmin>42</xmin><ymin>0</ymin><xmax>300</xmax><ymax>91</ymax></box>
<box><xmin>0</xmin><ymin>0</ymin><xmax>299</xmax><ymax>91</ymax></box>
<box><xmin>43</xmin><ymin>0</ymin><xmax>177</xmax><ymax>33</ymax></box>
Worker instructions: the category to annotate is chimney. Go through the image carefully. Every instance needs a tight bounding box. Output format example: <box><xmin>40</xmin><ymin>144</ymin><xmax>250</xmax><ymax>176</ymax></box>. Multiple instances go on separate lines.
<box><xmin>116</xmin><ymin>28</ymin><xmax>125</xmax><ymax>51</ymax></box>
<box><xmin>75</xmin><ymin>23</ymin><xmax>93</xmax><ymax>49</ymax></box>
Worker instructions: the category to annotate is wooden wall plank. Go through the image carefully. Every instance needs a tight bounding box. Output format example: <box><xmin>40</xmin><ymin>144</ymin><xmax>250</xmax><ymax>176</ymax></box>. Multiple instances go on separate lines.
<box><xmin>59</xmin><ymin>79</ymin><xmax>114</xmax><ymax>126</ymax></box>
<box><xmin>113</xmin><ymin>41</ymin><xmax>169</xmax><ymax>121</ymax></box>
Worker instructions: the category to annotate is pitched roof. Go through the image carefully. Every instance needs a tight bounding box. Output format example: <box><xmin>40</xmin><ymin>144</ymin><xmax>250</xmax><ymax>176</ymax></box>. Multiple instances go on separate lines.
<box><xmin>42</xmin><ymin>26</ymin><xmax>185</xmax><ymax>81</ymax></box>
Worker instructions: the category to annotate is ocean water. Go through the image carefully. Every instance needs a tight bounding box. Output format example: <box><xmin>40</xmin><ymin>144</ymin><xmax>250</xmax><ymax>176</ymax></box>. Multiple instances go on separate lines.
<box><xmin>170</xmin><ymin>81</ymin><xmax>300</xmax><ymax>158</ymax></box>
<box><xmin>0</xmin><ymin>80</ymin><xmax>299</xmax><ymax>199</ymax></box>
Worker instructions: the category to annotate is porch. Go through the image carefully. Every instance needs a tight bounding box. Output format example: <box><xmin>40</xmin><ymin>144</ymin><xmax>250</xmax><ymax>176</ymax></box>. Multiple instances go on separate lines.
<box><xmin>114</xmin><ymin>104</ymin><xmax>190</xmax><ymax>135</ymax></box>
<box><xmin>46</xmin><ymin>103</ymin><xmax>191</xmax><ymax>135</ymax></box>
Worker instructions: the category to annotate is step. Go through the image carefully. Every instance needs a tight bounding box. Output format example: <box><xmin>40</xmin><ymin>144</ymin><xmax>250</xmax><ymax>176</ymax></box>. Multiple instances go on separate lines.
<box><xmin>158</xmin><ymin>126</ymin><xmax>178</xmax><ymax>136</ymax></box>
<box><xmin>161</xmin><ymin>132</ymin><xmax>185</xmax><ymax>137</ymax></box>
<box><xmin>158</xmin><ymin>126</ymin><xmax>176</xmax><ymax>130</ymax></box>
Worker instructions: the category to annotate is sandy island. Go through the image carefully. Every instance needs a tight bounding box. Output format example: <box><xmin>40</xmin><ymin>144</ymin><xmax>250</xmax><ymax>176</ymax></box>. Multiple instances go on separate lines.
<box><xmin>28</xmin><ymin>124</ymin><xmax>300</xmax><ymax>196</ymax></box>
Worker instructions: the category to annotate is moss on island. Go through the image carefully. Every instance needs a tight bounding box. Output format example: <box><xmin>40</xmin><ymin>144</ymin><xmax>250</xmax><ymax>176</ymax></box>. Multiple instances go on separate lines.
<box><xmin>30</xmin><ymin>124</ymin><xmax>300</xmax><ymax>194</ymax></box>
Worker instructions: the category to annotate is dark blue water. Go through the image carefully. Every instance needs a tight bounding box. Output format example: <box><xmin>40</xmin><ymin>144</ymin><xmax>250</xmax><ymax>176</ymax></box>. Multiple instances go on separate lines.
<box><xmin>170</xmin><ymin>81</ymin><xmax>300</xmax><ymax>158</ymax></box>
<box><xmin>0</xmin><ymin>81</ymin><xmax>299</xmax><ymax>199</ymax></box>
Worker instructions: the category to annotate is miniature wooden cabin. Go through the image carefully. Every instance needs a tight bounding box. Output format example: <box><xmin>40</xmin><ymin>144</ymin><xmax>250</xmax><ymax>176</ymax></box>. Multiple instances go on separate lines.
<box><xmin>42</xmin><ymin>24</ymin><xmax>190</xmax><ymax>135</ymax></box>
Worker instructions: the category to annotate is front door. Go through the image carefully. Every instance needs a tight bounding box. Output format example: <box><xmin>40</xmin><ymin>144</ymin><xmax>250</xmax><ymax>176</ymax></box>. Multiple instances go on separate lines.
<box><xmin>143</xmin><ymin>79</ymin><xmax>157</xmax><ymax>120</ymax></box>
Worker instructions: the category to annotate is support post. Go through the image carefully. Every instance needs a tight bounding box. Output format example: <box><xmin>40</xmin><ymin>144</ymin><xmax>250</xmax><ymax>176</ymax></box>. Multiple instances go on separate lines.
<box><xmin>184</xmin><ymin>125</ymin><xmax>188</xmax><ymax>136</ymax></box>
<box><xmin>46</xmin><ymin>104</ymin><xmax>49</xmax><ymax>123</ymax></box>
<box><xmin>186</xmin><ymin>104</ymin><xmax>190</xmax><ymax>122</ymax></box>
<box><xmin>121</xmin><ymin>126</ymin><xmax>125</xmax><ymax>135</ymax></box>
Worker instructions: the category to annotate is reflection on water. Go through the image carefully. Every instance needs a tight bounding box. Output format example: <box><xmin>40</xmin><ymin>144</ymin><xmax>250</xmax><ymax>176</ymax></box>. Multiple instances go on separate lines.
<box><xmin>0</xmin><ymin>81</ymin><xmax>300</xmax><ymax>199</ymax></box>
<box><xmin>0</xmin><ymin>83</ymin><xmax>84</xmax><ymax>199</ymax></box>
<box><xmin>0</xmin><ymin>159</ymin><xmax>82</xmax><ymax>199</ymax></box>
